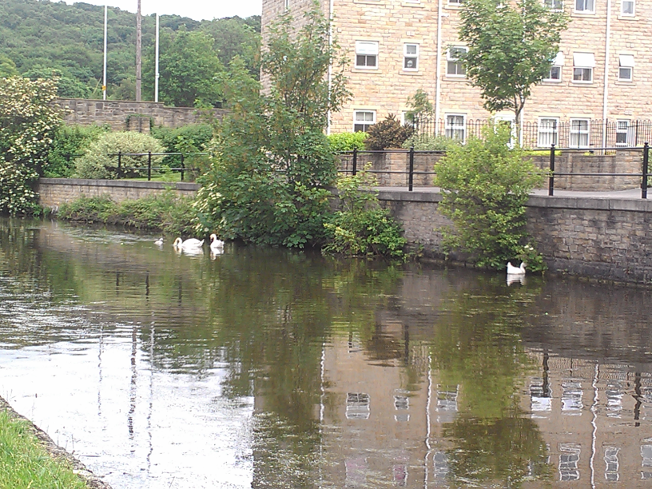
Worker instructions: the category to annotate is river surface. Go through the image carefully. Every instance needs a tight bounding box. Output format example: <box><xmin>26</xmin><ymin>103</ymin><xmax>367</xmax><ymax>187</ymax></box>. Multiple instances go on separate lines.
<box><xmin>1</xmin><ymin>217</ymin><xmax>652</xmax><ymax>488</ymax></box>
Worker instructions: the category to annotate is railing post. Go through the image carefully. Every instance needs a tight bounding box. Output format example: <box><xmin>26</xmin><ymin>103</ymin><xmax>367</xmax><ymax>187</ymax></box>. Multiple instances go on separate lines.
<box><xmin>118</xmin><ymin>151</ymin><xmax>122</xmax><ymax>178</ymax></box>
<box><xmin>147</xmin><ymin>151</ymin><xmax>152</xmax><ymax>181</ymax></box>
<box><xmin>408</xmin><ymin>146</ymin><xmax>415</xmax><ymax>192</ymax></box>
<box><xmin>548</xmin><ymin>144</ymin><xmax>556</xmax><ymax>196</ymax></box>
<box><xmin>352</xmin><ymin>147</ymin><xmax>357</xmax><ymax>176</ymax></box>
<box><xmin>180</xmin><ymin>154</ymin><xmax>185</xmax><ymax>181</ymax></box>
<box><xmin>643</xmin><ymin>142</ymin><xmax>649</xmax><ymax>199</ymax></box>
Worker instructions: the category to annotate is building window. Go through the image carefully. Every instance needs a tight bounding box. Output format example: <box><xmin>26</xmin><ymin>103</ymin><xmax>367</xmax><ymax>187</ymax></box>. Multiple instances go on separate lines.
<box><xmin>616</xmin><ymin>120</ymin><xmax>630</xmax><ymax>145</ymax></box>
<box><xmin>604</xmin><ymin>447</ymin><xmax>620</xmax><ymax>482</ymax></box>
<box><xmin>621</xmin><ymin>0</ymin><xmax>634</xmax><ymax>15</ymax></box>
<box><xmin>575</xmin><ymin>0</ymin><xmax>595</xmax><ymax>12</ymax></box>
<box><xmin>445</xmin><ymin>114</ymin><xmax>466</xmax><ymax>141</ymax></box>
<box><xmin>573</xmin><ymin>52</ymin><xmax>594</xmax><ymax>82</ymax></box>
<box><xmin>446</xmin><ymin>47</ymin><xmax>466</xmax><ymax>76</ymax></box>
<box><xmin>618</xmin><ymin>54</ymin><xmax>634</xmax><ymax>81</ymax></box>
<box><xmin>538</xmin><ymin>118</ymin><xmax>559</xmax><ymax>147</ymax></box>
<box><xmin>569</xmin><ymin>119</ymin><xmax>590</xmax><ymax>148</ymax></box>
<box><xmin>448</xmin><ymin>0</ymin><xmax>464</xmax><ymax>5</ymax></box>
<box><xmin>544</xmin><ymin>0</ymin><xmax>564</xmax><ymax>10</ymax></box>
<box><xmin>544</xmin><ymin>52</ymin><xmax>564</xmax><ymax>81</ymax></box>
<box><xmin>559</xmin><ymin>444</ymin><xmax>581</xmax><ymax>481</ymax></box>
<box><xmin>353</xmin><ymin>110</ymin><xmax>376</xmax><ymax>132</ymax></box>
<box><xmin>355</xmin><ymin>41</ymin><xmax>378</xmax><ymax>69</ymax></box>
<box><xmin>346</xmin><ymin>392</ymin><xmax>370</xmax><ymax>419</ymax></box>
<box><xmin>403</xmin><ymin>44</ymin><xmax>419</xmax><ymax>71</ymax></box>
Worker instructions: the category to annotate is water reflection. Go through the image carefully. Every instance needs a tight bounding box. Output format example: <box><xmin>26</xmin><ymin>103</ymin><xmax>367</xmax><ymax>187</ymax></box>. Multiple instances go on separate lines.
<box><xmin>0</xmin><ymin>218</ymin><xmax>652</xmax><ymax>488</ymax></box>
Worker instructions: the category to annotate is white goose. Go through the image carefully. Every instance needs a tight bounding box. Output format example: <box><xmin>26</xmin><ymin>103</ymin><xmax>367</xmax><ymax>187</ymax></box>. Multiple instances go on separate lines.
<box><xmin>173</xmin><ymin>237</ymin><xmax>204</xmax><ymax>251</ymax></box>
<box><xmin>210</xmin><ymin>234</ymin><xmax>225</xmax><ymax>251</ymax></box>
<box><xmin>506</xmin><ymin>262</ymin><xmax>526</xmax><ymax>275</ymax></box>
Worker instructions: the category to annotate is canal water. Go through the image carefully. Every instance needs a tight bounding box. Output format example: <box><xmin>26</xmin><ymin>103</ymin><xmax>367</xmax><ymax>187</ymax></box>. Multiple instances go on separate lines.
<box><xmin>1</xmin><ymin>217</ymin><xmax>652</xmax><ymax>488</ymax></box>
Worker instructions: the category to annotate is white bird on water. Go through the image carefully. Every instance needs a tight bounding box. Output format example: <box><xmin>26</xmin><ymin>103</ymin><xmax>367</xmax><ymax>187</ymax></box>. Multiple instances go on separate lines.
<box><xmin>506</xmin><ymin>262</ymin><xmax>526</xmax><ymax>275</ymax></box>
<box><xmin>154</xmin><ymin>237</ymin><xmax>163</xmax><ymax>246</ymax></box>
<box><xmin>173</xmin><ymin>237</ymin><xmax>204</xmax><ymax>251</ymax></box>
<box><xmin>210</xmin><ymin>234</ymin><xmax>225</xmax><ymax>251</ymax></box>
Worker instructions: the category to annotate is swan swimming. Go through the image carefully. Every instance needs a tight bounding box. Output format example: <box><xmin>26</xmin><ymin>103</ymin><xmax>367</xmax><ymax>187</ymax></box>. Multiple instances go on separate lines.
<box><xmin>210</xmin><ymin>234</ymin><xmax>225</xmax><ymax>251</ymax></box>
<box><xmin>173</xmin><ymin>237</ymin><xmax>204</xmax><ymax>250</ymax></box>
<box><xmin>506</xmin><ymin>262</ymin><xmax>526</xmax><ymax>275</ymax></box>
<box><xmin>154</xmin><ymin>237</ymin><xmax>164</xmax><ymax>246</ymax></box>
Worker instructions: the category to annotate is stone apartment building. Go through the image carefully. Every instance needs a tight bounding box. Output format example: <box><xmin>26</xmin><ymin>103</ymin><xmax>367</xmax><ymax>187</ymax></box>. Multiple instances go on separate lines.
<box><xmin>262</xmin><ymin>0</ymin><xmax>652</xmax><ymax>148</ymax></box>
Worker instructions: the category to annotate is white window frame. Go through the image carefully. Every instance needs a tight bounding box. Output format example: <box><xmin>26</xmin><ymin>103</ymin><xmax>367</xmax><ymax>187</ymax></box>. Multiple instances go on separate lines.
<box><xmin>615</xmin><ymin>119</ymin><xmax>630</xmax><ymax>146</ymax></box>
<box><xmin>355</xmin><ymin>41</ymin><xmax>379</xmax><ymax>70</ymax></box>
<box><xmin>353</xmin><ymin>110</ymin><xmax>376</xmax><ymax>132</ymax></box>
<box><xmin>569</xmin><ymin>119</ymin><xmax>590</xmax><ymax>148</ymax></box>
<box><xmin>618</xmin><ymin>54</ymin><xmax>634</xmax><ymax>81</ymax></box>
<box><xmin>544</xmin><ymin>53</ymin><xmax>564</xmax><ymax>82</ymax></box>
<box><xmin>575</xmin><ymin>0</ymin><xmax>595</xmax><ymax>12</ymax></box>
<box><xmin>448</xmin><ymin>0</ymin><xmax>464</xmax><ymax>5</ymax></box>
<box><xmin>403</xmin><ymin>43</ymin><xmax>419</xmax><ymax>71</ymax></box>
<box><xmin>573</xmin><ymin>53</ymin><xmax>595</xmax><ymax>83</ymax></box>
<box><xmin>446</xmin><ymin>47</ymin><xmax>467</xmax><ymax>77</ymax></box>
<box><xmin>445</xmin><ymin>114</ymin><xmax>466</xmax><ymax>142</ymax></box>
<box><xmin>544</xmin><ymin>0</ymin><xmax>564</xmax><ymax>10</ymax></box>
<box><xmin>621</xmin><ymin>0</ymin><xmax>635</xmax><ymax>15</ymax></box>
<box><xmin>537</xmin><ymin>117</ymin><xmax>559</xmax><ymax>147</ymax></box>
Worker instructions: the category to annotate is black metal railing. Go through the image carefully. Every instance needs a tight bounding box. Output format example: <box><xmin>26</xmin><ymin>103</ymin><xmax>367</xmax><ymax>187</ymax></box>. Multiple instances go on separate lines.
<box><xmin>108</xmin><ymin>152</ymin><xmax>207</xmax><ymax>181</ymax></box>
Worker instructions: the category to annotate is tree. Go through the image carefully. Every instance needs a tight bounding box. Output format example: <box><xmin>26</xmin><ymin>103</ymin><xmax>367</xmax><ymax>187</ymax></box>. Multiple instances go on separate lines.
<box><xmin>143</xmin><ymin>29</ymin><xmax>224</xmax><ymax>107</ymax></box>
<box><xmin>458</xmin><ymin>0</ymin><xmax>569</xmax><ymax>127</ymax></box>
<box><xmin>200</xmin><ymin>16</ymin><xmax>261</xmax><ymax>79</ymax></box>
<box><xmin>0</xmin><ymin>76</ymin><xmax>62</xmax><ymax>215</ymax></box>
<box><xmin>195</xmin><ymin>4</ymin><xmax>350</xmax><ymax>248</ymax></box>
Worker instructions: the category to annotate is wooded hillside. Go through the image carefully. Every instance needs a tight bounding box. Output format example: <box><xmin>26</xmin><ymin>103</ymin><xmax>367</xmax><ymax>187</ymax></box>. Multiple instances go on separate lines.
<box><xmin>0</xmin><ymin>0</ymin><xmax>260</xmax><ymax>103</ymax></box>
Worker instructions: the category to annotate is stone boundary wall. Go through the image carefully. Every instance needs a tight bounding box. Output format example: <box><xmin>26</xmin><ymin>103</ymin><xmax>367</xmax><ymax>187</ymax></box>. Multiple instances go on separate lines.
<box><xmin>55</xmin><ymin>98</ymin><xmax>227</xmax><ymax>131</ymax></box>
<box><xmin>37</xmin><ymin>178</ymin><xmax>199</xmax><ymax>209</ymax></box>
<box><xmin>339</xmin><ymin>149</ymin><xmax>643</xmax><ymax>191</ymax></box>
<box><xmin>377</xmin><ymin>189</ymin><xmax>652</xmax><ymax>284</ymax></box>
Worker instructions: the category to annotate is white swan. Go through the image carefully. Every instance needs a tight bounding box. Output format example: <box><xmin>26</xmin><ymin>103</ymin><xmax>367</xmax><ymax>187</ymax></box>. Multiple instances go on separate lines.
<box><xmin>173</xmin><ymin>237</ymin><xmax>204</xmax><ymax>250</ymax></box>
<box><xmin>506</xmin><ymin>262</ymin><xmax>526</xmax><ymax>275</ymax></box>
<box><xmin>154</xmin><ymin>237</ymin><xmax>164</xmax><ymax>246</ymax></box>
<box><xmin>210</xmin><ymin>234</ymin><xmax>225</xmax><ymax>251</ymax></box>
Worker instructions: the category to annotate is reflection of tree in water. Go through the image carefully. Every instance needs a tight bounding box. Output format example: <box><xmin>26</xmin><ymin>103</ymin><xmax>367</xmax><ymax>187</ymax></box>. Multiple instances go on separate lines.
<box><xmin>432</xmin><ymin>274</ymin><xmax>552</xmax><ymax>487</ymax></box>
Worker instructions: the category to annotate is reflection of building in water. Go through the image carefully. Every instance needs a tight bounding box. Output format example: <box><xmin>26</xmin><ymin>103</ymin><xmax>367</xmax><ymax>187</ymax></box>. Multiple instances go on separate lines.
<box><xmin>320</xmin><ymin>333</ymin><xmax>652</xmax><ymax>487</ymax></box>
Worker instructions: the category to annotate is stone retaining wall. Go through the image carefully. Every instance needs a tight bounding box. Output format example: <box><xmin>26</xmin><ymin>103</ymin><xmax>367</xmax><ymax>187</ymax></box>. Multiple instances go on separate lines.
<box><xmin>55</xmin><ymin>98</ymin><xmax>227</xmax><ymax>131</ymax></box>
<box><xmin>37</xmin><ymin>178</ymin><xmax>199</xmax><ymax>209</ymax></box>
<box><xmin>377</xmin><ymin>189</ymin><xmax>652</xmax><ymax>284</ymax></box>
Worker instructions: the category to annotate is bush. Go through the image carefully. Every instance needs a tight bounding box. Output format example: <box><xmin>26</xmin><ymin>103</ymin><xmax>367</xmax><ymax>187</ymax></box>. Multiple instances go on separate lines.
<box><xmin>364</xmin><ymin>114</ymin><xmax>414</xmax><ymax>150</ymax></box>
<box><xmin>46</xmin><ymin>124</ymin><xmax>108</xmax><ymax>177</ymax></box>
<box><xmin>74</xmin><ymin>131</ymin><xmax>165</xmax><ymax>179</ymax></box>
<box><xmin>327</xmin><ymin>132</ymin><xmax>367</xmax><ymax>152</ymax></box>
<box><xmin>151</xmin><ymin>124</ymin><xmax>214</xmax><ymax>176</ymax></box>
<box><xmin>323</xmin><ymin>167</ymin><xmax>406</xmax><ymax>258</ymax></box>
<box><xmin>58</xmin><ymin>190</ymin><xmax>197</xmax><ymax>235</ymax></box>
<box><xmin>402</xmin><ymin>134</ymin><xmax>461</xmax><ymax>151</ymax></box>
<box><xmin>434</xmin><ymin>124</ymin><xmax>546</xmax><ymax>271</ymax></box>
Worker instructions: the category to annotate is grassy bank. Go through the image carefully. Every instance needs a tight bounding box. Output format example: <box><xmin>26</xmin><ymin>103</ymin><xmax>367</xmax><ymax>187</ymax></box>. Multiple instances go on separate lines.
<box><xmin>58</xmin><ymin>191</ymin><xmax>197</xmax><ymax>236</ymax></box>
<box><xmin>0</xmin><ymin>409</ymin><xmax>89</xmax><ymax>489</ymax></box>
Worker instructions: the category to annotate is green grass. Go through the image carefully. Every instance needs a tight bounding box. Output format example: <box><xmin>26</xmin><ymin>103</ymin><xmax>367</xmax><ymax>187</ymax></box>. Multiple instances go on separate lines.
<box><xmin>0</xmin><ymin>410</ymin><xmax>89</xmax><ymax>489</ymax></box>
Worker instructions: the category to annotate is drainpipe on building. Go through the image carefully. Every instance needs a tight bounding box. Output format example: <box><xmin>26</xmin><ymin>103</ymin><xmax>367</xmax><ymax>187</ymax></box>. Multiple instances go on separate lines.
<box><xmin>327</xmin><ymin>0</ymin><xmax>335</xmax><ymax>135</ymax></box>
<box><xmin>434</xmin><ymin>0</ymin><xmax>444</xmax><ymax>126</ymax></box>
<box><xmin>602</xmin><ymin>0</ymin><xmax>612</xmax><ymax>148</ymax></box>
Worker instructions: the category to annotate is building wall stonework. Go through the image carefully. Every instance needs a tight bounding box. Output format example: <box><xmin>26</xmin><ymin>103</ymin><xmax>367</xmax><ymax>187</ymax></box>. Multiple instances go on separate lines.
<box><xmin>262</xmin><ymin>0</ymin><xmax>652</xmax><ymax>140</ymax></box>
<box><xmin>55</xmin><ymin>98</ymin><xmax>227</xmax><ymax>131</ymax></box>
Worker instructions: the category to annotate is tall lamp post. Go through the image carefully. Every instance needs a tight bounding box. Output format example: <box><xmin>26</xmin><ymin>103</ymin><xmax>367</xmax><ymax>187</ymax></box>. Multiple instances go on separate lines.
<box><xmin>136</xmin><ymin>0</ymin><xmax>142</xmax><ymax>102</ymax></box>
<box><xmin>102</xmin><ymin>4</ymin><xmax>107</xmax><ymax>100</ymax></box>
<box><xmin>155</xmin><ymin>13</ymin><xmax>159</xmax><ymax>103</ymax></box>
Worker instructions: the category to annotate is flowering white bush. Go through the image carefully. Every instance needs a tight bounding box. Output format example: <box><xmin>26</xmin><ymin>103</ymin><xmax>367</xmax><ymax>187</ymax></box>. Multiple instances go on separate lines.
<box><xmin>74</xmin><ymin>131</ymin><xmax>165</xmax><ymax>179</ymax></box>
<box><xmin>0</xmin><ymin>76</ymin><xmax>62</xmax><ymax>215</ymax></box>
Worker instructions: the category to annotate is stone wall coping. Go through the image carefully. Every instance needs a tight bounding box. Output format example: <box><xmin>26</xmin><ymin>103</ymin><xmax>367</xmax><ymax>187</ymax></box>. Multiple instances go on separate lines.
<box><xmin>38</xmin><ymin>178</ymin><xmax>200</xmax><ymax>191</ymax></box>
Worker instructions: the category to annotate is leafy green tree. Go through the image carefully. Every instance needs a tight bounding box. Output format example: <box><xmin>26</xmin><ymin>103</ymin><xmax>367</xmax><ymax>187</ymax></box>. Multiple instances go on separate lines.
<box><xmin>458</xmin><ymin>0</ymin><xmax>569</xmax><ymax>126</ymax></box>
<box><xmin>46</xmin><ymin>124</ymin><xmax>109</xmax><ymax>178</ymax></box>
<box><xmin>143</xmin><ymin>29</ymin><xmax>224</xmax><ymax>107</ymax></box>
<box><xmin>434</xmin><ymin>124</ymin><xmax>546</xmax><ymax>270</ymax></box>
<box><xmin>0</xmin><ymin>54</ymin><xmax>18</xmax><ymax>78</ymax></box>
<box><xmin>0</xmin><ymin>76</ymin><xmax>62</xmax><ymax>215</ymax></box>
<box><xmin>195</xmin><ymin>5</ymin><xmax>350</xmax><ymax>248</ymax></box>
<box><xmin>200</xmin><ymin>16</ymin><xmax>261</xmax><ymax>78</ymax></box>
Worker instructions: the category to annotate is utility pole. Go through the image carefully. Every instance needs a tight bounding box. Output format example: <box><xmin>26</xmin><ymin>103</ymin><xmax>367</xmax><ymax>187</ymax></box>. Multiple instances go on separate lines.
<box><xmin>155</xmin><ymin>13</ymin><xmax>159</xmax><ymax>103</ymax></box>
<box><xmin>103</xmin><ymin>4</ymin><xmax>107</xmax><ymax>100</ymax></box>
<box><xmin>135</xmin><ymin>0</ymin><xmax>142</xmax><ymax>101</ymax></box>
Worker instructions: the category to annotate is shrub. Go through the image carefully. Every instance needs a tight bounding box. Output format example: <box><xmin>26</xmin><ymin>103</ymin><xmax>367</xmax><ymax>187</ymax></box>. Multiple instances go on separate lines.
<box><xmin>434</xmin><ymin>124</ymin><xmax>546</xmax><ymax>271</ymax></box>
<box><xmin>74</xmin><ymin>131</ymin><xmax>165</xmax><ymax>179</ymax></box>
<box><xmin>323</xmin><ymin>166</ymin><xmax>406</xmax><ymax>258</ymax></box>
<box><xmin>402</xmin><ymin>134</ymin><xmax>461</xmax><ymax>151</ymax></box>
<box><xmin>364</xmin><ymin>114</ymin><xmax>414</xmax><ymax>150</ymax></box>
<box><xmin>327</xmin><ymin>132</ymin><xmax>367</xmax><ymax>152</ymax></box>
<box><xmin>151</xmin><ymin>124</ymin><xmax>214</xmax><ymax>176</ymax></box>
<box><xmin>46</xmin><ymin>124</ymin><xmax>108</xmax><ymax>178</ymax></box>
<box><xmin>0</xmin><ymin>76</ymin><xmax>62</xmax><ymax>215</ymax></box>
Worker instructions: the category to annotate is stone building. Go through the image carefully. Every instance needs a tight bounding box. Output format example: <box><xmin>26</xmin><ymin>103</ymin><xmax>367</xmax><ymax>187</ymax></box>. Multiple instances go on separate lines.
<box><xmin>261</xmin><ymin>0</ymin><xmax>652</xmax><ymax>148</ymax></box>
